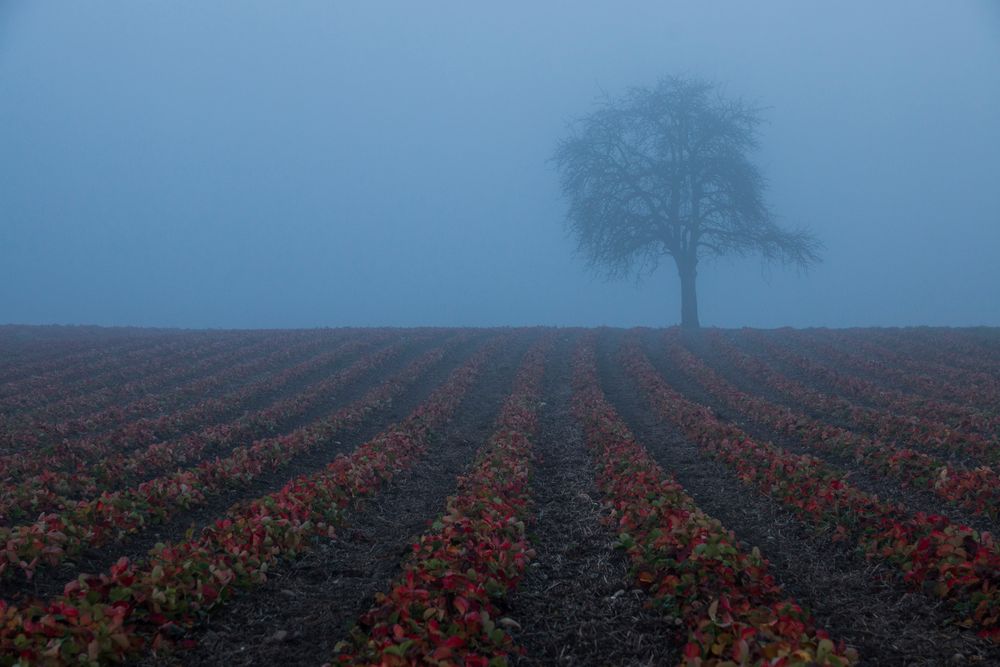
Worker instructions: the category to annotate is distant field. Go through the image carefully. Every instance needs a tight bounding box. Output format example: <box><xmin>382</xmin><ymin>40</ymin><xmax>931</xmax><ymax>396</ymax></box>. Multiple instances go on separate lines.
<box><xmin>1</xmin><ymin>325</ymin><xmax>999</xmax><ymax>666</ymax></box>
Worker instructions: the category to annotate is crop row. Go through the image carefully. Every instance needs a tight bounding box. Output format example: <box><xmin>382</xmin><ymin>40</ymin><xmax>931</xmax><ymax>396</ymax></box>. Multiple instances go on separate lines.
<box><xmin>0</xmin><ymin>338</ymin><xmax>451</xmax><ymax>584</ymax></box>
<box><xmin>0</xmin><ymin>334</ymin><xmax>246</xmax><ymax>444</ymax></box>
<box><xmin>0</xmin><ymin>330</ymin><xmax>347</xmax><ymax>449</ymax></box>
<box><xmin>0</xmin><ymin>340</ymin><xmax>386</xmax><ymax>475</ymax></box>
<box><xmin>737</xmin><ymin>330</ymin><xmax>1000</xmax><ymax>440</ymax></box>
<box><xmin>849</xmin><ymin>328</ymin><xmax>1000</xmax><ymax>375</ymax></box>
<box><xmin>0</xmin><ymin>332</ymin><xmax>220</xmax><ymax>402</ymax></box>
<box><xmin>665</xmin><ymin>333</ymin><xmax>1000</xmax><ymax>520</ymax></box>
<box><xmin>0</xmin><ymin>333</ymin><xmax>269</xmax><ymax>432</ymax></box>
<box><xmin>0</xmin><ymin>328</ymin><xmax>251</xmax><ymax>387</ymax></box>
<box><xmin>334</xmin><ymin>336</ymin><xmax>549</xmax><ymax>666</ymax></box>
<box><xmin>0</xmin><ymin>333</ymin><xmax>510</xmax><ymax>665</ymax></box>
<box><xmin>0</xmin><ymin>335</ymin><xmax>397</xmax><ymax>524</ymax></box>
<box><xmin>621</xmin><ymin>338</ymin><xmax>1000</xmax><ymax>641</ymax></box>
<box><xmin>0</xmin><ymin>334</ymin><xmax>377</xmax><ymax>484</ymax></box>
<box><xmin>0</xmin><ymin>332</ymin><xmax>138</xmax><ymax>385</ymax></box>
<box><xmin>0</xmin><ymin>332</ymin><xmax>269</xmax><ymax>421</ymax></box>
<box><xmin>573</xmin><ymin>336</ymin><xmax>855</xmax><ymax>666</ymax></box>
<box><xmin>786</xmin><ymin>330</ymin><xmax>1000</xmax><ymax>413</ymax></box>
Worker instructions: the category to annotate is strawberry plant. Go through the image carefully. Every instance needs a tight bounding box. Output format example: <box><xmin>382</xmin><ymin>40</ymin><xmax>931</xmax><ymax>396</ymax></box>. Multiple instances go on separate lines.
<box><xmin>334</xmin><ymin>337</ymin><xmax>550</xmax><ymax>666</ymax></box>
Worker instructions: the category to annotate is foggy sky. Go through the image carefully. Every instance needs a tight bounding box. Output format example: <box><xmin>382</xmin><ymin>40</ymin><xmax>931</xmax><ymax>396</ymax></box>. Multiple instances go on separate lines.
<box><xmin>2</xmin><ymin>2</ymin><xmax>999</xmax><ymax>329</ymax></box>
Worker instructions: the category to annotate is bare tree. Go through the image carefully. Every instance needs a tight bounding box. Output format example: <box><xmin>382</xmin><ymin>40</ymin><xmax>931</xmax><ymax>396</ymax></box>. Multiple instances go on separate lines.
<box><xmin>553</xmin><ymin>76</ymin><xmax>821</xmax><ymax>328</ymax></box>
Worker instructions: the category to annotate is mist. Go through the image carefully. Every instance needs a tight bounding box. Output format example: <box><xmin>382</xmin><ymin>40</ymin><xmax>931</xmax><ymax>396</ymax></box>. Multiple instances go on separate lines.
<box><xmin>2</xmin><ymin>1</ymin><xmax>998</xmax><ymax>329</ymax></box>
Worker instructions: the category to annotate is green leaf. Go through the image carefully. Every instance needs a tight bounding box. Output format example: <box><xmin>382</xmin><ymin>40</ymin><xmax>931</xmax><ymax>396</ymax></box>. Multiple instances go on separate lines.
<box><xmin>383</xmin><ymin>640</ymin><xmax>413</xmax><ymax>657</ymax></box>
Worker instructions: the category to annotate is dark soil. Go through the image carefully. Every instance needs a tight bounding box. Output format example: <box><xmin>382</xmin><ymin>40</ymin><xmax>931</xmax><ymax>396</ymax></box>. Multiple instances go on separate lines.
<box><xmin>722</xmin><ymin>331</ymin><xmax>887</xmax><ymax>410</ymax></box>
<box><xmin>598</xmin><ymin>328</ymin><xmax>1000</xmax><ymax>667</ymax></box>
<box><xmin>64</xmin><ymin>335</ymin><xmax>372</xmax><ymax>464</ymax></box>
<box><xmin>716</xmin><ymin>332</ymin><xmax>991</xmax><ymax>465</ymax></box>
<box><xmin>763</xmin><ymin>330</ymin><xmax>955</xmax><ymax>402</ymax></box>
<box><xmin>508</xmin><ymin>331</ymin><xmax>677</xmax><ymax>667</ymax></box>
<box><xmin>137</xmin><ymin>331</ymin><xmax>536</xmax><ymax>666</ymax></box>
<box><xmin>739</xmin><ymin>331</ymin><xmax>1000</xmax><ymax>446</ymax></box>
<box><xmin>0</xmin><ymin>334</ymin><xmax>160</xmax><ymax>387</ymax></box>
<box><xmin>7</xmin><ymin>328</ymin><xmax>1000</xmax><ymax>666</ymax></box>
<box><xmin>2</xmin><ymin>334</ymin><xmax>230</xmax><ymax>402</ymax></box>
<box><xmin>649</xmin><ymin>331</ymin><xmax>998</xmax><ymax>536</ymax></box>
<box><xmin>9</xmin><ymin>334</ymin><xmax>271</xmax><ymax>425</ymax></box>
<box><xmin>120</xmin><ymin>333</ymin><xmax>432</xmax><ymax>489</ymax></box>
<box><xmin>5</xmin><ymin>332</ymin><xmax>489</xmax><ymax>604</ymax></box>
<box><xmin>0</xmin><ymin>339</ymin><xmax>415</xmax><ymax>532</ymax></box>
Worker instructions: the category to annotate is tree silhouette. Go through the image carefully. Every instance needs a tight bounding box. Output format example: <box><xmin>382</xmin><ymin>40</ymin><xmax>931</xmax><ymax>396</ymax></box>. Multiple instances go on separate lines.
<box><xmin>553</xmin><ymin>75</ymin><xmax>821</xmax><ymax>328</ymax></box>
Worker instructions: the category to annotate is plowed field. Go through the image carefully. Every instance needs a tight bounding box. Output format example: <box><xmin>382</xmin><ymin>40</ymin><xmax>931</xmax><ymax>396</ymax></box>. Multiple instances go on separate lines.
<box><xmin>1</xmin><ymin>325</ymin><xmax>999</xmax><ymax>666</ymax></box>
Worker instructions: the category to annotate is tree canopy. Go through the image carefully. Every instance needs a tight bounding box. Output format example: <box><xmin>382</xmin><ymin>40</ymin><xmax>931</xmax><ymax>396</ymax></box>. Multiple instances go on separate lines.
<box><xmin>553</xmin><ymin>75</ymin><xmax>821</xmax><ymax>327</ymax></box>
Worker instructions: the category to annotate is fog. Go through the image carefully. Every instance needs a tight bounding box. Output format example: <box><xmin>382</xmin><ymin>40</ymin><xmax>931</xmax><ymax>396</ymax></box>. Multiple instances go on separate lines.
<box><xmin>2</xmin><ymin>2</ymin><xmax>998</xmax><ymax>329</ymax></box>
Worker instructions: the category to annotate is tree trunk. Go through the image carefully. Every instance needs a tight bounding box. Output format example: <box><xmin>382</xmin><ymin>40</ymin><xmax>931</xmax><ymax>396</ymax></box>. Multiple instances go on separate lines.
<box><xmin>677</xmin><ymin>259</ymin><xmax>700</xmax><ymax>329</ymax></box>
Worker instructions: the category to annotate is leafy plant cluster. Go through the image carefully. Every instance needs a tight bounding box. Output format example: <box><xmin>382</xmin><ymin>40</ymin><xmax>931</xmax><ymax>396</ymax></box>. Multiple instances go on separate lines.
<box><xmin>792</xmin><ymin>330</ymin><xmax>1000</xmax><ymax>415</ymax></box>
<box><xmin>0</xmin><ymin>330</ymin><xmax>271</xmax><ymax>424</ymax></box>
<box><xmin>1</xmin><ymin>334</ymin><xmax>330</xmax><ymax>449</ymax></box>
<box><xmin>0</xmin><ymin>335</ymin><xmax>388</xmax><ymax>523</ymax></box>
<box><xmin>621</xmin><ymin>338</ymin><xmax>1000</xmax><ymax>642</ymax></box>
<box><xmin>335</xmin><ymin>337</ymin><xmax>551</xmax><ymax>666</ymax></box>
<box><xmin>666</xmin><ymin>332</ymin><xmax>1000</xmax><ymax>520</ymax></box>
<box><xmin>710</xmin><ymin>330</ymin><xmax>999</xmax><ymax>463</ymax></box>
<box><xmin>0</xmin><ymin>335</ymin><xmax>506</xmax><ymax>665</ymax></box>
<box><xmin>742</xmin><ymin>330</ymin><xmax>1000</xmax><ymax>439</ymax></box>
<box><xmin>571</xmin><ymin>336</ymin><xmax>856</xmax><ymax>666</ymax></box>
<box><xmin>0</xmin><ymin>341</ymin><xmax>452</xmax><ymax>582</ymax></box>
<box><xmin>0</xmin><ymin>335</ymin><xmax>159</xmax><ymax>405</ymax></box>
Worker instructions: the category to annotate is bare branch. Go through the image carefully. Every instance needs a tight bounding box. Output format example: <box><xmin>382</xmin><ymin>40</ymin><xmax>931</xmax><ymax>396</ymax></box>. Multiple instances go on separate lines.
<box><xmin>552</xmin><ymin>74</ymin><xmax>821</xmax><ymax>281</ymax></box>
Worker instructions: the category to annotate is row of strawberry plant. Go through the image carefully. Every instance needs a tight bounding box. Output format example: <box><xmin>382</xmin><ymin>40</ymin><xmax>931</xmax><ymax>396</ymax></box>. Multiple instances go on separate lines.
<box><xmin>0</xmin><ymin>338</ymin><xmax>456</xmax><ymax>584</ymax></box>
<box><xmin>333</xmin><ymin>336</ymin><xmax>549</xmax><ymax>666</ymax></box>
<box><xmin>0</xmin><ymin>329</ymin><xmax>347</xmax><ymax>448</ymax></box>
<box><xmin>821</xmin><ymin>328</ymin><xmax>1000</xmax><ymax>396</ymax></box>
<box><xmin>621</xmin><ymin>338</ymin><xmax>1000</xmax><ymax>641</ymax></box>
<box><xmin>0</xmin><ymin>332</ymin><xmax>367</xmax><ymax>468</ymax></box>
<box><xmin>574</xmin><ymin>336</ymin><xmax>856</xmax><ymax>666</ymax></box>
<box><xmin>728</xmin><ymin>334</ymin><xmax>999</xmax><ymax>466</ymax></box>
<box><xmin>787</xmin><ymin>330</ymin><xmax>1000</xmax><ymax>413</ymax></box>
<box><xmin>678</xmin><ymin>333</ymin><xmax>1000</xmax><ymax>520</ymax></box>
<box><xmin>0</xmin><ymin>331</ymin><xmax>510</xmax><ymax>665</ymax></box>
<box><xmin>3</xmin><ymin>333</ymin><xmax>275</xmax><ymax>425</ymax></box>
<box><xmin>0</xmin><ymin>341</ymin><xmax>380</xmax><ymax>492</ymax></box>
<box><xmin>0</xmin><ymin>331</ymin><xmax>270</xmax><ymax>421</ymax></box>
<box><xmin>0</xmin><ymin>335</ymin><xmax>391</xmax><ymax>494</ymax></box>
<box><xmin>738</xmin><ymin>330</ymin><xmax>1000</xmax><ymax>441</ymax></box>
<box><xmin>0</xmin><ymin>327</ymin><xmax>251</xmax><ymax>387</ymax></box>
<box><xmin>860</xmin><ymin>328</ymin><xmax>1000</xmax><ymax>375</ymax></box>
<box><xmin>0</xmin><ymin>335</ymin><xmax>404</xmax><ymax>525</ymax></box>
<box><xmin>0</xmin><ymin>331</ymin><xmax>237</xmax><ymax>404</ymax></box>
<box><xmin>0</xmin><ymin>334</ymin><xmax>177</xmax><ymax>407</ymax></box>
<box><xmin>0</xmin><ymin>331</ymin><xmax>155</xmax><ymax>388</ymax></box>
